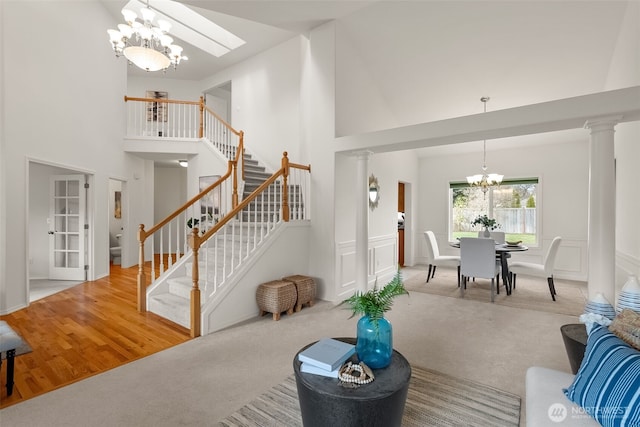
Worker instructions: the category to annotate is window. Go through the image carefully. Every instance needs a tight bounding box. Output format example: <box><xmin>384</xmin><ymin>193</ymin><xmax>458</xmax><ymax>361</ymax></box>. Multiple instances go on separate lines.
<box><xmin>449</xmin><ymin>178</ymin><xmax>539</xmax><ymax>246</ymax></box>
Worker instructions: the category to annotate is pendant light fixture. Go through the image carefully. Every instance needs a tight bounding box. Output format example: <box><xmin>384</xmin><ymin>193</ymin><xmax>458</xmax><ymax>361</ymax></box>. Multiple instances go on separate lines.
<box><xmin>107</xmin><ymin>0</ymin><xmax>188</xmax><ymax>72</ymax></box>
<box><xmin>466</xmin><ymin>97</ymin><xmax>503</xmax><ymax>197</ymax></box>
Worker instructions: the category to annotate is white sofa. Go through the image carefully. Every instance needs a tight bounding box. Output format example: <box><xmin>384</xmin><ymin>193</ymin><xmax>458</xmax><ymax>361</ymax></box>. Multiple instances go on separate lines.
<box><xmin>527</xmin><ymin>320</ymin><xmax>640</xmax><ymax>426</ymax></box>
<box><xmin>525</xmin><ymin>366</ymin><xmax>600</xmax><ymax>426</ymax></box>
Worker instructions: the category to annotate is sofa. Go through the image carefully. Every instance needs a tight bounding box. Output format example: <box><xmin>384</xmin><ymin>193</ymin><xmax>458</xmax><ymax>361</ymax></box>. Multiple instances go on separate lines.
<box><xmin>526</xmin><ymin>320</ymin><xmax>640</xmax><ymax>426</ymax></box>
<box><xmin>526</xmin><ymin>366</ymin><xmax>601</xmax><ymax>426</ymax></box>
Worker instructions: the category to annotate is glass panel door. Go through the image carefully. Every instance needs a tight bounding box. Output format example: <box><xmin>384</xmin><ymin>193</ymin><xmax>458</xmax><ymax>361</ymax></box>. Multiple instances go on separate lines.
<box><xmin>49</xmin><ymin>175</ymin><xmax>86</xmax><ymax>280</ymax></box>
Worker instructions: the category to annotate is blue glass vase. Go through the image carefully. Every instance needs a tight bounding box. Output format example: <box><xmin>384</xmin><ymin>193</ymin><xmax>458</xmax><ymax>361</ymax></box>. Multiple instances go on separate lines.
<box><xmin>356</xmin><ymin>315</ymin><xmax>393</xmax><ymax>369</ymax></box>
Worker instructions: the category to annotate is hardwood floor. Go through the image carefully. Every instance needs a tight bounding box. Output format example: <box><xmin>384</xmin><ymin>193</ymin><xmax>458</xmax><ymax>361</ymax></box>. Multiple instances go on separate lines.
<box><xmin>0</xmin><ymin>264</ymin><xmax>190</xmax><ymax>409</ymax></box>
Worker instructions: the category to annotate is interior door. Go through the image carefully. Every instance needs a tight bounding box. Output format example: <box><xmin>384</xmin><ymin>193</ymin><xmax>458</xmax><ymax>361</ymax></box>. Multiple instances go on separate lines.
<box><xmin>49</xmin><ymin>174</ymin><xmax>86</xmax><ymax>280</ymax></box>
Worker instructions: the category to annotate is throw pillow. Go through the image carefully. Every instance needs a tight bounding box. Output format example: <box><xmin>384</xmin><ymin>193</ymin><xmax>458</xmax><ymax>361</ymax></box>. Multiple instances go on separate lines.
<box><xmin>563</xmin><ymin>325</ymin><xmax>640</xmax><ymax>427</ymax></box>
<box><xmin>610</xmin><ymin>309</ymin><xmax>640</xmax><ymax>351</ymax></box>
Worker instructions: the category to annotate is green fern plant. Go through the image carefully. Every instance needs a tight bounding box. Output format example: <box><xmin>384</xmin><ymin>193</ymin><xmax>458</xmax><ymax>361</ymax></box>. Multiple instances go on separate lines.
<box><xmin>342</xmin><ymin>269</ymin><xmax>408</xmax><ymax>325</ymax></box>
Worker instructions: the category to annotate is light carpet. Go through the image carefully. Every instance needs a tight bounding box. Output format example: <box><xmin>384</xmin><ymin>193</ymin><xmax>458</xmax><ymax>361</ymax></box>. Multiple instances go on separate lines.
<box><xmin>218</xmin><ymin>365</ymin><xmax>521</xmax><ymax>427</ymax></box>
<box><xmin>404</xmin><ymin>266</ymin><xmax>587</xmax><ymax>317</ymax></box>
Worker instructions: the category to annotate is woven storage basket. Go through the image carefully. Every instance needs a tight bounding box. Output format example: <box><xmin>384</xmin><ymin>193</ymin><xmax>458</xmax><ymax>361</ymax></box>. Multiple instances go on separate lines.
<box><xmin>283</xmin><ymin>275</ymin><xmax>316</xmax><ymax>312</ymax></box>
<box><xmin>256</xmin><ymin>280</ymin><xmax>297</xmax><ymax>321</ymax></box>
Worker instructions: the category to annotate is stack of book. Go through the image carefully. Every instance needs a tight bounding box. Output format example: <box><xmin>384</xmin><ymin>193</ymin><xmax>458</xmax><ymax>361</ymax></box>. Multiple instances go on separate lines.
<box><xmin>298</xmin><ymin>338</ymin><xmax>356</xmax><ymax>378</ymax></box>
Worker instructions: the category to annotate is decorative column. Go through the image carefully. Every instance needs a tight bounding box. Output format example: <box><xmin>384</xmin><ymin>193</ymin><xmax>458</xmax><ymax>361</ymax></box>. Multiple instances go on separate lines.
<box><xmin>355</xmin><ymin>151</ymin><xmax>372</xmax><ymax>292</ymax></box>
<box><xmin>584</xmin><ymin>116</ymin><xmax>621</xmax><ymax>303</ymax></box>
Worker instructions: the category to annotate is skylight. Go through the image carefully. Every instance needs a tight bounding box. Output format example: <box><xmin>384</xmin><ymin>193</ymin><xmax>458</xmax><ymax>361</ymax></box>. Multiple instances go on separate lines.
<box><xmin>124</xmin><ymin>0</ymin><xmax>246</xmax><ymax>58</ymax></box>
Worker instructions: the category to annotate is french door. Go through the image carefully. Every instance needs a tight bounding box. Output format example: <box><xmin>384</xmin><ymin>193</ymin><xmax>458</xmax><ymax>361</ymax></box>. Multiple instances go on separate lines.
<box><xmin>49</xmin><ymin>174</ymin><xmax>86</xmax><ymax>280</ymax></box>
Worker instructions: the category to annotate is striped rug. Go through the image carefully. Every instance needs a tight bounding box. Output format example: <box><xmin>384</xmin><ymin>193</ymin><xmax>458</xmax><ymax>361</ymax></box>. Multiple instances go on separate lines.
<box><xmin>217</xmin><ymin>365</ymin><xmax>521</xmax><ymax>426</ymax></box>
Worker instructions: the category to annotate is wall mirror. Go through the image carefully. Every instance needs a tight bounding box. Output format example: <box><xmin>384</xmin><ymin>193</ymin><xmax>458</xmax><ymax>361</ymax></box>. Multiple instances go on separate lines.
<box><xmin>369</xmin><ymin>174</ymin><xmax>380</xmax><ymax>210</ymax></box>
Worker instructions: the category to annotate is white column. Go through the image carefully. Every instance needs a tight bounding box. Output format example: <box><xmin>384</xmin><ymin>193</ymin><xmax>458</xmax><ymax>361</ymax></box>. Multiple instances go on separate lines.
<box><xmin>355</xmin><ymin>151</ymin><xmax>372</xmax><ymax>292</ymax></box>
<box><xmin>584</xmin><ymin>116</ymin><xmax>621</xmax><ymax>303</ymax></box>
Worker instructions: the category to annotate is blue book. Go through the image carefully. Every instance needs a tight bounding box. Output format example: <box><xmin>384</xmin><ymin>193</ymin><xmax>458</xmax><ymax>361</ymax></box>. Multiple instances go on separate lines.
<box><xmin>298</xmin><ymin>338</ymin><xmax>356</xmax><ymax>371</ymax></box>
<box><xmin>300</xmin><ymin>362</ymin><xmax>340</xmax><ymax>378</ymax></box>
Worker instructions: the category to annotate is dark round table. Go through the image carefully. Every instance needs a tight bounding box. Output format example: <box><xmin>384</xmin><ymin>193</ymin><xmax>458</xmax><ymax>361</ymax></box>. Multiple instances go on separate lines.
<box><xmin>293</xmin><ymin>338</ymin><xmax>411</xmax><ymax>427</ymax></box>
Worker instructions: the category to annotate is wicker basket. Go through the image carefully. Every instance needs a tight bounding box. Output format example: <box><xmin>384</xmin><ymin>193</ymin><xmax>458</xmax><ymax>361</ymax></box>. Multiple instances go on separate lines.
<box><xmin>256</xmin><ymin>280</ymin><xmax>297</xmax><ymax>321</ymax></box>
<box><xmin>283</xmin><ymin>275</ymin><xmax>316</xmax><ymax>312</ymax></box>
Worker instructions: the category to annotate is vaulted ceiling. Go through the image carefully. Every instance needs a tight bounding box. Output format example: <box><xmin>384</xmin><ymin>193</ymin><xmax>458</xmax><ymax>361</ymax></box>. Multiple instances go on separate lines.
<box><xmin>101</xmin><ymin>1</ymin><xmax>636</xmax><ymax>156</ymax></box>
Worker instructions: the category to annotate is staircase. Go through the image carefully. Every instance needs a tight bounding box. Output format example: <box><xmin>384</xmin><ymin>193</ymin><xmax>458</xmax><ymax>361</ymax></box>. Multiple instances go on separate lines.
<box><xmin>126</xmin><ymin>95</ymin><xmax>311</xmax><ymax>336</ymax></box>
<box><xmin>148</xmin><ymin>151</ymin><xmax>279</xmax><ymax>329</ymax></box>
<box><xmin>148</xmin><ymin>222</ymin><xmax>271</xmax><ymax>328</ymax></box>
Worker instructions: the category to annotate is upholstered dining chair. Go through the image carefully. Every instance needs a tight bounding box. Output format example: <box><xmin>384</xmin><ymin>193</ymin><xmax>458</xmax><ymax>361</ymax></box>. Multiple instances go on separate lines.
<box><xmin>478</xmin><ymin>231</ymin><xmax>506</xmax><ymax>244</ymax></box>
<box><xmin>459</xmin><ymin>237</ymin><xmax>501</xmax><ymax>302</ymax></box>
<box><xmin>508</xmin><ymin>236</ymin><xmax>562</xmax><ymax>301</ymax></box>
<box><xmin>424</xmin><ymin>231</ymin><xmax>460</xmax><ymax>287</ymax></box>
<box><xmin>479</xmin><ymin>231</ymin><xmax>511</xmax><ymax>263</ymax></box>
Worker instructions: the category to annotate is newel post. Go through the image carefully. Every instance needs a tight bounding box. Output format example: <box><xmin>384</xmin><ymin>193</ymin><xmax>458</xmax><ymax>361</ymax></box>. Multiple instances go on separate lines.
<box><xmin>238</xmin><ymin>130</ymin><xmax>245</xmax><ymax>181</ymax></box>
<box><xmin>281</xmin><ymin>152</ymin><xmax>290</xmax><ymax>222</ymax></box>
<box><xmin>231</xmin><ymin>160</ymin><xmax>239</xmax><ymax>209</ymax></box>
<box><xmin>188</xmin><ymin>227</ymin><xmax>202</xmax><ymax>338</ymax></box>
<box><xmin>198</xmin><ymin>96</ymin><xmax>204</xmax><ymax>139</ymax></box>
<box><xmin>137</xmin><ymin>224</ymin><xmax>147</xmax><ymax>312</ymax></box>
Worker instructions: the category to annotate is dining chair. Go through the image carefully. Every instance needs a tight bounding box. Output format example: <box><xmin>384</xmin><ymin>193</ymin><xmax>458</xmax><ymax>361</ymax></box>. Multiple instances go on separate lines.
<box><xmin>424</xmin><ymin>231</ymin><xmax>460</xmax><ymax>287</ymax></box>
<box><xmin>478</xmin><ymin>230</ymin><xmax>511</xmax><ymax>267</ymax></box>
<box><xmin>477</xmin><ymin>231</ymin><xmax>505</xmax><ymax>244</ymax></box>
<box><xmin>508</xmin><ymin>236</ymin><xmax>562</xmax><ymax>301</ymax></box>
<box><xmin>459</xmin><ymin>237</ymin><xmax>501</xmax><ymax>302</ymax></box>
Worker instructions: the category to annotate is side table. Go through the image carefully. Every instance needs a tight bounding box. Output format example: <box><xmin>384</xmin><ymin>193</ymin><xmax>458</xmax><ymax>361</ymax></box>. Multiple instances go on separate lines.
<box><xmin>560</xmin><ymin>323</ymin><xmax>588</xmax><ymax>374</ymax></box>
<box><xmin>293</xmin><ymin>337</ymin><xmax>411</xmax><ymax>427</ymax></box>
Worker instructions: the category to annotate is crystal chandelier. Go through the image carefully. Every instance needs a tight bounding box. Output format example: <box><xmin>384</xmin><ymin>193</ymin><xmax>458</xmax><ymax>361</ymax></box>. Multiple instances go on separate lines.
<box><xmin>107</xmin><ymin>1</ymin><xmax>188</xmax><ymax>72</ymax></box>
<box><xmin>466</xmin><ymin>97</ymin><xmax>503</xmax><ymax>196</ymax></box>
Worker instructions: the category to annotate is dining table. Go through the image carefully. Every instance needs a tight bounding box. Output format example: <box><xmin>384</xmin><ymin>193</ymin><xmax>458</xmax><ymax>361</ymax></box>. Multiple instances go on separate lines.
<box><xmin>450</xmin><ymin>240</ymin><xmax>528</xmax><ymax>295</ymax></box>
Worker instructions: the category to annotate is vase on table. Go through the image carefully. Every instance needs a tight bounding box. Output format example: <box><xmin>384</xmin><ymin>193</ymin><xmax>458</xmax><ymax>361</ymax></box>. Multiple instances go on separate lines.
<box><xmin>483</xmin><ymin>227</ymin><xmax>491</xmax><ymax>238</ymax></box>
<box><xmin>356</xmin><ymin>315</ymin><xmax>393</xmax><ymax>369</ymax></box>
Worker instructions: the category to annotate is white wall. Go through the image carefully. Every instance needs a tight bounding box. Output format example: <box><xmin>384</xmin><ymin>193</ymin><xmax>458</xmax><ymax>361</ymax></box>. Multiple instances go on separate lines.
<box><xmin>334</xmin><ymin>149</ymin><xmax>420</xmax><ymax>297</ymax></box>
<box><xmin>154</xmin><ymin>167</ymin><xmax>187</xmax><ymax>223</ymax></box>
<box><xmin>127</xmin><ymin>76</ymin><xmax>203</xmax><ymax>101</ymax></box>
<box><xmin>418</xmin><ymin>138</ymin><xmax>590</xmax><ymax>281</ymax></box>
<box><xmin>335</xmin><ymin>23</ymin><xmax>398</xmax><ymax>137</ymax></box>
<box><xmin>28</xmin><ymin>164</ymin><xmax>52</xmax><ymax>279</ymax></box>
<box><xmin>0</xmin><ymin>2</ymin><xmax>153</xmax><ymax>313</ymax></box>
<box><xmin>200</xmin><ymin>37</ymin><xmax>305</xmax><ymax>172</ymax></box>
<box><xmin>606</xmin><ymin>1</ymin><xmax>640</xmax><ymax>284</ymax></box>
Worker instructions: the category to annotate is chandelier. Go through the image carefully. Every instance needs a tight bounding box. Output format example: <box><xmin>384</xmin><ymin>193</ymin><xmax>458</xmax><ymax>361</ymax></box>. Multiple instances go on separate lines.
<box><xmin>107</xmin><ymin>1</ymin><xmax>188</xmax><ymax>72</ymax></box>
<box><xmin>466</xmin><ymin>97</ymin><xmax>503</xmax><ymax>196</ymax></box>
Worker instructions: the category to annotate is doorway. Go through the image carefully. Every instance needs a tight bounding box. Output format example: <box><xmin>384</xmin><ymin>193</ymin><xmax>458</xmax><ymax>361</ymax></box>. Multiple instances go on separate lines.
<box><xmin>398</xmin><ymin>182</ymin><xmax>405</xmax><ymax>267</ymax></box>
<box><xmin>205</xmin><ymin>81</ymin><xmax>231</xmax><ymax>123</ymax></box>
<box><xmin>108</xmin><ymin>179</ymin><xmax>124</xmax><ymax>269</ymax></box>
<box><xmin>28</xmin><ymin>160</ymin><xmax>93</xmax><ymax>302</ymax></box>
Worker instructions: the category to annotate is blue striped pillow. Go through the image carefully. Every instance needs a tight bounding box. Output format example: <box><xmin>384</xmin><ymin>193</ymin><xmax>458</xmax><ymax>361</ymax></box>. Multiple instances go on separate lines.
<box><xmin>564</xmin><ymin>325</ymin><xmax>640</xmax><ymax>426</ymax></box>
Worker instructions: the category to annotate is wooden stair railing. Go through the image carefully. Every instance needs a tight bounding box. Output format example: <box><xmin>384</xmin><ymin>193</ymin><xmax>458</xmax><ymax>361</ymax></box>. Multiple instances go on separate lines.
<box><xmin>137</xmin><ymin>161</ymin><xmax>234</xmax><ymax>310</ymax></box>
<box><xmin>187</xmin><ymin>152</ymin><xmax>311</xmax><ymax>337</ymax></box>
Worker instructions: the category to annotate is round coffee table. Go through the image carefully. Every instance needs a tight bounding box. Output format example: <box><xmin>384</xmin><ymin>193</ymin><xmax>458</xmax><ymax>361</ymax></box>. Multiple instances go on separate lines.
<box><xmin>293</xmin><ymin>337</ymin><xmax>411</xmax><ymax>427</ymax></box>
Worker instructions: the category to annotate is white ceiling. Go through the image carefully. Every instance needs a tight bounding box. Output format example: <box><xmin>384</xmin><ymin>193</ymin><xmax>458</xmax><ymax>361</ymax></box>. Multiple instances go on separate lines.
<box><xmin>100</xmin><ymin>0</ymin><xmax>373</xmax><ymax>80</ymax></box>
<box><xmin>100</xmin><ymin>1</ymin><xmax>634</xmax><ymax>162</ymax></box>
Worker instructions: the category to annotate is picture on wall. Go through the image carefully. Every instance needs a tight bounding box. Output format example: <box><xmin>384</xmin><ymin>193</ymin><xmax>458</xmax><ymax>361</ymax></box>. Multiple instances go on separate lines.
<box><xmin>146</xmin><ymin>90</ymin><xmax>168</xmax><ymax>122</ymax></box>
<box><xmin>199</xmin><ymin>175</ymin><xmax>222</xmax><ymax>224</ymax></box>
<box><xmin>114</xmin><ymin>191</ymin><xmax>122</xmax><ymax>218</ymax></box>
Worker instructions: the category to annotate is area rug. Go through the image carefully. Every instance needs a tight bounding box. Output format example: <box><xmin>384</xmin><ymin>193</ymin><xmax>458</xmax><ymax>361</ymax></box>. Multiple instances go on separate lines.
<box><xmin>403</xmin><ymin>266</ymin><xmax>587</xmax><ymax>317</ymax></box>
<box><xmin>217</xmin><ymin>365</ymin><xmax>521</xmax><ymax>427</ymax></box>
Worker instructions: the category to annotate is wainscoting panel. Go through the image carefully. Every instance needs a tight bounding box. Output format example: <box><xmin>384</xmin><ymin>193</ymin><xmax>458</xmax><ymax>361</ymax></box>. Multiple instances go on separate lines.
<box><xmin>336</xmin><ymin>234</ymin><xmax>398</xmax><ymax>300</ymax></box>
<box><xmin>616</xmin><ymin>250</ymin><xmax>640</xmax><ymax>289</ymax></box>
